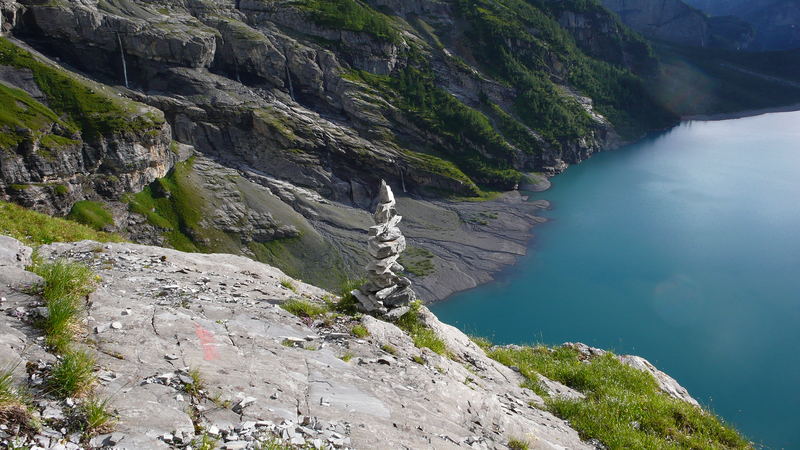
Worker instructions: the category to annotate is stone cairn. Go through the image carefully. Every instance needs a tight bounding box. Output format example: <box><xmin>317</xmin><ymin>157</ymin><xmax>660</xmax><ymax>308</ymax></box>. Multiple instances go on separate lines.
<box><xmin>352</xmin><ymin>180</ymin><xmax>417</xmax><ymax>316</ymax></box>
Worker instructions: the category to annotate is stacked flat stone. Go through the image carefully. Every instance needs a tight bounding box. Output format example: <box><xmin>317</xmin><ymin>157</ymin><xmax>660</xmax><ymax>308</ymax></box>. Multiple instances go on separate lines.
<box><xmin>352</xmin><ymin>180</ymin><xmax>417</xmax><ymax>315</ymax></box>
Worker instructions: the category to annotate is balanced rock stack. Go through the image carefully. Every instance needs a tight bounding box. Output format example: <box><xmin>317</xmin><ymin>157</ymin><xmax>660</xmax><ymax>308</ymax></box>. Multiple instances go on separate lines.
<box><xmin>352</xmin><ymin>180</ymin><xmax>417</xmax><ymax>315</ymax></box>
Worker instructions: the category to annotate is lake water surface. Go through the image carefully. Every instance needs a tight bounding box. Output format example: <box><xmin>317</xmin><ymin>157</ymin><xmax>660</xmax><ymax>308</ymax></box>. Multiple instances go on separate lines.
<box><xmin>430</xmin><ymin>111</ymin><xmax>800</xmax><ymax>448</ymax></box>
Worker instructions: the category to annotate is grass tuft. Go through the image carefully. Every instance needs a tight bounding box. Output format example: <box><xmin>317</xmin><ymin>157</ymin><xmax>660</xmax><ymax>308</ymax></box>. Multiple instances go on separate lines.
<box><xmin>340</xmin><ymin>352</ymin><xmax>355</xmax><ymax>362</ymax></box>
<box><xmin>279</xmin><ymin>278</ymin><xmax>297</xmax><ymax>293</ymax></box>
<box><xmin>332</xmin><ymin>278</ymin><xmax>365</xmax><ymax>315</ymax></box>
<box><xmin>396</xmin><ymin>302</ymin><xmax>449</xmax><ymax>356</ymax></box>
<box><xmin>507</xmin><ymin>438</ymin><xmax>530</xmax><ymax>449</ymax></box>
<box><xmin>48</xmin><ymin>349</ymin><xmax>96</xmax><ymax>399</ymax></box>
<box><xmin>280</xmin><ymin>298</ymin><xmax>329</xmax><ymax>319</ymax></box>
<box><xmin>29</xmin><ymin>259</ymin><xmax>96</xmax><ymax>353</ymax></box>
<box><xmin>80</xmin><ymin>396</ymin><xmax>115</xmax><ymax>435</ymax></box>
<box><xmin>351</xmin><ymin>324</ymin><xmax>369</xmax><ymax>338</ymax></box>
<box><xmin>380</xmin><ymin>344</ymin><xmax>397</xmax><ymax>355</ymax></box>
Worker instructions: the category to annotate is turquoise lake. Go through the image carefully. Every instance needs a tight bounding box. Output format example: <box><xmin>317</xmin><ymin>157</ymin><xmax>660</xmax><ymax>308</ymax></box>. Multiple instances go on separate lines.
<box><xmin>430</xmin><ymin>110</ymin><xmax>800</xmax><ymax>448</ymax></box>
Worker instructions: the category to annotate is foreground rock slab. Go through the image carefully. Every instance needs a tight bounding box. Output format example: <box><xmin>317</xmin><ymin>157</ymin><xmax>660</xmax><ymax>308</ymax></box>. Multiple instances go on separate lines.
<box><xmin>1</xmin><ymin>238</ymin><xmax>590</xmax><ymax>449</ymax></box>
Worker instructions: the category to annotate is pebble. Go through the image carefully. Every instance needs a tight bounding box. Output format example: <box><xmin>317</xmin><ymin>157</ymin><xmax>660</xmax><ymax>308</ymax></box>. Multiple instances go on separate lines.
<box><xmin>110</xmin><ymin>321</ymin><xmax>122</xmax><ymax>330</ymax></box>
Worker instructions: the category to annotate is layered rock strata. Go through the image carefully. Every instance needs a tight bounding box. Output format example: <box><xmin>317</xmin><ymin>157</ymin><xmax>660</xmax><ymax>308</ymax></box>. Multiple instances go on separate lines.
<box><xmin>353</xmin><ymin>180</ymin><xmax>417</xmax><ymax>314</ymax></box>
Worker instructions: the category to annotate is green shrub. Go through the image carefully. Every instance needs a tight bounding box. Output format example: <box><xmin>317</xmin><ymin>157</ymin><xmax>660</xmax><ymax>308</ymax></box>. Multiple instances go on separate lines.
<box><xmin>487</xmin><ymin>345</ymin><xmax>750</xmax><ymax>449</ymax></box>
<box><xmin>333</xmin><ymin>278</ymin><xmax>365</xmax><ymax>314</ymax></box>
<box><xmin>184</xmin><ymin>368</ymin><xmax>205</xmax><ymax>400</ymax></box>
<box><xmin>280</xmin><ymin>298</ymin><xmax>329</xmax><ymax>319</ymax></box>
<box><xmin>66</xmin><ymin>201</ymin><xmax>114</xmax><ymax>230</ymax></box>
<box><xmin>49</xmin><ymin>349</ymin><xmax>96</xmax><ymax>398</ymax></box>
<box><xmin>0</xmin><ymin>201</ymin><xmax>122</xmax><ymax>245</ymax></box>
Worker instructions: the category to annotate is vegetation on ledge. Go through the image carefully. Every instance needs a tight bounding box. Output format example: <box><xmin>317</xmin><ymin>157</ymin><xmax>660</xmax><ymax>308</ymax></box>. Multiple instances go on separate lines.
<box><xmin>0</xmin><ymin>37</ymin><xmax>164</xmax><ymax>143</ymax></box>
<box><xmin>479</xmin><ymin>342</ymin><xmax>751</xmax><ymax>449</ymax></box>
<box><xmin>296</xmin><ymin>0</ymin><xmax>401</xmax><ymax>43</ymax></box>
<box><xmin>0</xmin><ymin>200</ymin><xmax>123</xmax><ymax>246</ymax></box>
<box><xmin>66</xmin><ymin>200</ymin><xmax>114</xmax><ymax>231</ymax></box>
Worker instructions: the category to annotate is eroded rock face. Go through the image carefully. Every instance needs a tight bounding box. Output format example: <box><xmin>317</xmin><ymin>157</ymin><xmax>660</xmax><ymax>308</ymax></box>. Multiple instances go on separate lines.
<box><xmin>353</xmin><ymin>180</ymin><xmax>417</xmax><ymax>314</ymax></box>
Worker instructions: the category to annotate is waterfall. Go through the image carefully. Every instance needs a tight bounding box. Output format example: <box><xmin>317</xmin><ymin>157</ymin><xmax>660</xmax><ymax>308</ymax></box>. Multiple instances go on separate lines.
<box><xmin>116</xmin><ymin>32</ymin><xmax>129</xmax><ymax>88</ymax></box>
<box><xmin>400</xmin><ymin>167</ymin><xmax>407</xmax><ymax>193</ymax></box>
<box><xmin>285</xmin><ymin>64</ymin><xmax>295</xmax><ymax>101</ymax></box>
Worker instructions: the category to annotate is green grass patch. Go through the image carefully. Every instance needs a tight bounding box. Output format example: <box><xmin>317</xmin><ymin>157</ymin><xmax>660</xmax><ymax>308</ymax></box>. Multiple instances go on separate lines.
<box><xmin>29</xmin><ymin>259</ymin><xmax>96</xmax><ymax>353</ymax></box>
<box><xmin>0</xmin><ymin>81</ymin><xmax>68</xmax><ymax>148</ymax></box>
<box><xmin>297</xmin><ymin>0</ymin><xmax>401</xmax><ymax>43</ymax></box>
<box><xmin>66</xmin><ymin>201</ymin><xmax>114</xmax><ymax>230</ymax></box>
<box><xmin>351</xmin><ymin>324</ymin><xmax>369</xmax><ymax>338</ymax></box>
<box><xmin>126</xmin><ymin>157</ymin><xmax>204</xmax><ymax>252</ymax></box>
<box><xmin>395</xmin><ymin>302</ymin><xmax>449</xmax><ymax>356</ymax></box>
<box><xmin>0</xmin><ymin>200</ymin><xmax>123</xmax><ymax>246</ymax></box>
<box><xmin>398</xmin><ymin>246</ymin><xmax>435</xmax><ymax>277</ymax></box>
<box><xmin>340</xmin><ymin>351</ymin><xmax>355</xmax><ymax>362</ymax></box>
<box><xmin>280</xmin><ymin>298</ymin><xmax>329</xmax><ymax>319</ymax></box>
<box><xmin>48</xmin><ymin>349</ymin><xmax>96</xmax><ymax>399</ymax></box>
<box><xmin>487</xmin><ymin>345</ymin><xmax>750</xmax><ymax>449</ymax></box>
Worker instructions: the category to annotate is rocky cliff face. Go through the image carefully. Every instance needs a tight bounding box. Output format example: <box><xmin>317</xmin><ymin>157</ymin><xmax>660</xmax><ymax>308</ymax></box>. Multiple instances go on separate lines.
<box><xmin>0</xmin><ymin>38</ymin><xmax>176</xmax><ymax>215</ymax></box>
<box><xmin>686</xmin><ymin>0</ymin><xmax>800</xmax><ymax>51</ymax></box>
<box><xmin>600</xmin><ymin>0</ymin><xmax>755</xmax><ymax>50</ymax></box>
<box><xmin>601</xmin><ymin>0</ymin><xmax>711</xmax><ymax>46</ymax></box>
<box><xmin>0</xmin><ymin>0</ymin><xmax>677</xmax><ymax>295</ymax></box>
<box><xmin>0</xmin><ymin>236</ymin><xmax>704</xmax><ymax>449</ymax></box>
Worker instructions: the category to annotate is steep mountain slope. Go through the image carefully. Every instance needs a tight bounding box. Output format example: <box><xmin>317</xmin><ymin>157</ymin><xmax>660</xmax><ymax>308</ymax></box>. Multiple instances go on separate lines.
<box><xmin>685</xmin><ymin>0</ymin><xmax>800</xmax><ymax>50</ymax></box>
<box><xmin>0</xmin><ymin>0</ymin><xmax>677</xmax><ymax>293</ymax></box>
